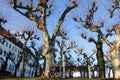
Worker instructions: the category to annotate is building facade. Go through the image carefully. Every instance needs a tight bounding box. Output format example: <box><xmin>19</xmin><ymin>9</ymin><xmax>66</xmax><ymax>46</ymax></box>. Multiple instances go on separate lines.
<box><xmin>0</xmin><ymin>26</ymin><xmax>35</xmax><ymax>77</ymax></box>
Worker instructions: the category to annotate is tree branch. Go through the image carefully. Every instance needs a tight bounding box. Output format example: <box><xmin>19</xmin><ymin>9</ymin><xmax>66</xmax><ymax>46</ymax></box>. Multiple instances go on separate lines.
<box><xmin>52</xmin><ymin>1</ymin><xmax>77</xmax><ymax>41</ymax></box>
<box><xmin>81</xmin><ymin>33</ymin><xmax>96</xmax><ymax>43</ymax></box>
<box><xmin>109</xmin><ymin>0</ymin><xmax>120</xmax><ymax>18</ymax></box>
<box><xmin>97</xmin><ymin>29</ymin><xmax>113</xmax><ymax>48</ymax></box>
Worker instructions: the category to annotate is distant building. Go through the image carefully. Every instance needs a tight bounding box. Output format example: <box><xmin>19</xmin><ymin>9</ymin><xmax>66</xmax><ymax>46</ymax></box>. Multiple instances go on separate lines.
<box><xmin>0</xmin><ymin>26</ymin><xmax>35</xmax><ymax>77</ymax></box>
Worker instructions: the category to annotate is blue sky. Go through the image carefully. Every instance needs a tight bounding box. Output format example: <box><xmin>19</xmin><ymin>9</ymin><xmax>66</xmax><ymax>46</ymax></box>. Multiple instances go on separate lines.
<box><xmin>0</xmin><ymin>0</ymin><xmax>120</xmax><ymax>62</ymax></box>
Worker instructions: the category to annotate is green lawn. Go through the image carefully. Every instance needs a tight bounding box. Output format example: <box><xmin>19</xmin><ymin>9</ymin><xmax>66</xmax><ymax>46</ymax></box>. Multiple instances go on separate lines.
<box><xmin>0</xmin><ymin>77</ymin><xmax>117</xmax><ymax>80</ymax></box>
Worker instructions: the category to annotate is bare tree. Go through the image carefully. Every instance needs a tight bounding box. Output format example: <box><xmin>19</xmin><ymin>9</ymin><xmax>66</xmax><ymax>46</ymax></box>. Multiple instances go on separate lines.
<box><xmin>101</xmin><ymin>24</ymin><xmax>120</xmax><ymax>78</ymax></box>
<box><xmin>104</xmin><ymin>52</ymin><xmax>114</xmax><ymax>78</ymax></box>
<box><xmin>10</xmin><ymin>0</ymin><xmax>77</xmax><ymax>77</ymax></box>
<box><xmin>73</xmin><ymin>0</ymin><xmax>119</xmax><ymax>77</ymax></box>
<box><xmin>56</xmin><ymin>28</ymin><xmax>77</xmax><ymax>78</ymax></box>
<box><xmin>0</xmin><ymin>18</ymin><xmax>39</xmax><ymax>76</ymax></box>
<box><xmin>13</xmin><ymin>53</ymin><xmax>22</xmax><ymax>76</ymax></box>
<box><xmin>80</xmin><ymin>31</ymin><xmax>105</xmax><ymax>78</ymax></box>
<box><xmin>75</xmin><ymin>48</ymin><xmax>96</xmax><ymax>78</ymax></box>
<box><xmin>14</xmin><ymin>31</ymin><xmax>39</xmax><ymax>77</ymax></box>
<box><xmin>107</xmin><ymin>1</ymin><xmax>120</xmax><ymax>78</ymax></box>
<box><xmin>29</xmin><ymin>41</ymin><xmax>44</xmax><ymax>77</ymax></box>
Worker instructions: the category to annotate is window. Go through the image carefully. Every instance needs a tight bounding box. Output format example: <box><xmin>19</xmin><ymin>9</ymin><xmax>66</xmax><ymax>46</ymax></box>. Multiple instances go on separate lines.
<box><xmin>12</xmin><ymin>46</ymin><xmax>14</xmax><ymax>50</ymax></box>
<box><xmin>6</xmin><ymin>42</ymin><xmax>8</xmax><ymax>47</ymax></box>
<box><xmin>0</xmin><ymin>48</ymin><xmax>2</xmax><ymax>55</ymax></box>
<box><xmin>0</xmin><ymin>37</ymin><xmax>2</xmax><ymax>42</ymax></box>
<box><xmin>18</xmin><ymin>49</ymin><xmax>20</xmax><ymax>53</ymax></box>
<box><xmin>1</xmin><ymin>38</ymin><xmax>5</xmax><ymax>44</ymax></box>
<box><xmin>15</xmin><ymin>47</ymin><xmax>17</xmax><ymax>51</ymax></box>
<box><xmin>9</xmin><ymin>44</ymin><xmax>11</xmax><ymax>49</ymax></box>
<box><xmin>4</xmin><ymin>51</ymin><xmax>7</xmax><ymax>56</ymax></box>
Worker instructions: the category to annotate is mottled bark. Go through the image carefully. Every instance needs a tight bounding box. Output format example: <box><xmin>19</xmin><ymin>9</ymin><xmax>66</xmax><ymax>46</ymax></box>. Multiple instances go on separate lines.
<box><xmin>110</xmin><ymin>24</ymin><xmax>120</xmax><ymax>79</ymax></box>
<box><xmin>87</xmin><ymin>58</ymin><xmax>91</xmax><ymax>78</ymax></box>
<box><xmin>44</xmin><ymin>51</ymin><xmax>55</xmax><ymax>77</ymax></box>
<box><xmin>103</xmin><ymin>24</ymin><xmax>120</xmax><ymax>78</ymax></box>
<box><xmin>10</xmin><ymin>0</ymin><xmax>77</xmax><ymax>77</ymax></box>
<box><xmin>96</xmin><ymin>38</ymin><xmax>105</xmax><ymax>78</ymax></box>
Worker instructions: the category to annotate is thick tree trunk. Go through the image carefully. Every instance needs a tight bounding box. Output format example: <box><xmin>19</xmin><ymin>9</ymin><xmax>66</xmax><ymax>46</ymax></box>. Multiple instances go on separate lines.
<box><xmin>96</xmin><ymin>40</ymin><xmax>105</xmax><ymax>78</ymax></box>
<box><xmin>110</xmin><ymin>48</ymin><xmax>120</xmax><ymax>78</ymax></box>
<box><xmin>44</xmin><ymin>51</ymin><xmax>55</xmax><ymax>77</ymax></box>
<box><xmin>112</xmin><ymin>24</ymin><xmax>120</xmax><ymax>79</ymax></box>
<box><xmin>111</xmin><ymin>51</ymin><xmax>120</xmax><ymax>78</ymax></box>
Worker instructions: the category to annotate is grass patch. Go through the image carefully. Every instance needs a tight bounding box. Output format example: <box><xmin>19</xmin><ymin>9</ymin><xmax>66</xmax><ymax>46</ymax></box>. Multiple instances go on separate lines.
<box><xmin>0</xmin><ymin>77</ymin><xmax>117</xmax><ymax>80</ymax></box>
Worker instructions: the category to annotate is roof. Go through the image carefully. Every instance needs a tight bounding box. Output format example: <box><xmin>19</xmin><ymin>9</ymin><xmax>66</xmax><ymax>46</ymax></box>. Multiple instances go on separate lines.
<box><xmin>0</xmin><ymin>26</ymin><xmax>35</xmax><ymax>58</ymax></box>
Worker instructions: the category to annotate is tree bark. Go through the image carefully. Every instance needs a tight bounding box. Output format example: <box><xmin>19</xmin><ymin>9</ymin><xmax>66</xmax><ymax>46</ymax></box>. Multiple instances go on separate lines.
<box><xmin>14</xmin><ymin>58</ymin><xmax>22</xmax><ymax>76</ymax></box>
<box><xmin>44</xmin><ymin>51</ymin><xmax>55</xmax><ymax>77</ymax></box>
<box><xmin>87</xmin><ymin>59</ymin><xmax>92</xmax><ymax>78</ymax></box>
<box><xmin>20</xmin><ymin>52</ymin><xmax>25</xmax><ymax>77</ymax></box>
<box><xmin>62</xmin><ymin>53</ymin><xmax>66</xmax><ymax>78</ymax></box>
<box><xmin>96</xmin><ymin>39</ymin><xmax>105</xmax><ymax>78</ymax></box>
<box><xmin>20</xmin><ymin>41</ymin><xmax>27</xmax><ymax>77</ymax></box>
<box><xmin>10</xmin><ymin>0</ymin><xmax>77</xmax><ymax>78</ymax></box>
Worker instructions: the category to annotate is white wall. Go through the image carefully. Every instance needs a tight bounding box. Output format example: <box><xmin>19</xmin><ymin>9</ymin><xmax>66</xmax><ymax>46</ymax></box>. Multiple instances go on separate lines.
<box><xmin>0</xmin><ymin>35</ymin><xmax>35</xmax><ymax>77</ymax></box>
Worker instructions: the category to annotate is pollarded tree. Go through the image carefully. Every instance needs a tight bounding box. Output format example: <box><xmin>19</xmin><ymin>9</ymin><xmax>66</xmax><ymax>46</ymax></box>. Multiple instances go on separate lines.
<box><xmin>100</xmin><ymin>24</ymin><xmax>120</xmax><ymax>78</ymax></box>
<box><xmin>13</xmin><ymin>53</ymin><xmax>22</xmax><ymax>76</ymax></box>
<box><xmin>73</xmin><ymin>2</ymin><xmax>105</xmax><ymax>78</ymax></box>
<box><xmin>56</xmin><ymin>28</ymin><xmax>77</xmax><ymax>78</ymax></box>
<box><xmin>75</xmin><ymin>48</ymin><xmax>96</xmax><ymax>78</ymax></box>
<box><xmin>73</xmin><ymin>1</ymin><xmax>116</xmax><ymax>78</ymax></box>
<box><xmin>29</xmin><ymin>41</ymin><xmax>44</xmax><ymax>77</ymax></box>
<box><xmin>107</xmin><ymin>0</ymin><xmax>120</xmax><ymax>78</ymax></box>
<box><xmin>10</xmin><ymin>0</ymin><xmax>77</xmax><ymax>77</ymax></box>
<box><xmin>0</xmin><ymin>18</ymin><xmax>35</xmax><ymax>76</ymax></box>
<box><xmin>14</xmin><ymin>31</ymin><xmax>39</xmax><ymax>77</ymax></box>
<box><xmin>80</xmin><ymin>31</ymin><xmax>105</xmax><ymax>78</ymax></box>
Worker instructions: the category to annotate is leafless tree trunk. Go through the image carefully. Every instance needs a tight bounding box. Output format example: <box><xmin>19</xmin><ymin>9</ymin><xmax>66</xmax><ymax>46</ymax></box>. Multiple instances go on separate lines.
<box><xmin>75</xmin><ymin>48</ymin><xmax>96</xmax><ymax>78</ymax></box>
<box><xmin>101</xmin><ymin>24</ymin><xmax>120</xmax><ymax>78</ymax></box>
<box><xmin>10</xmin><ymin>0</ymin><xmax>77</xmax><ymax>77</ymax></box>
<box><xmin>110</xmin><ymin>24</ymin><xmax>120</xmax><ymax>79</ymax></box>
<box><xmin>74</xmin><ymin>1</ymin><xmax>105</xmax><ymax>78</ymax></box>
<box><xmin>56</xmin><ymin>29</ymin><xmax>77</xmax><ymax>78</ymax></box>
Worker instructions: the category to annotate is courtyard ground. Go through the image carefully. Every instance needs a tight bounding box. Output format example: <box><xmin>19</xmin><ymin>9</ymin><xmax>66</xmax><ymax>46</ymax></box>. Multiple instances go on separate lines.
<box><xmin>0</xmin><ymin>77</ymin><xmax>117</xmax><ymax>80</ymax></box>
